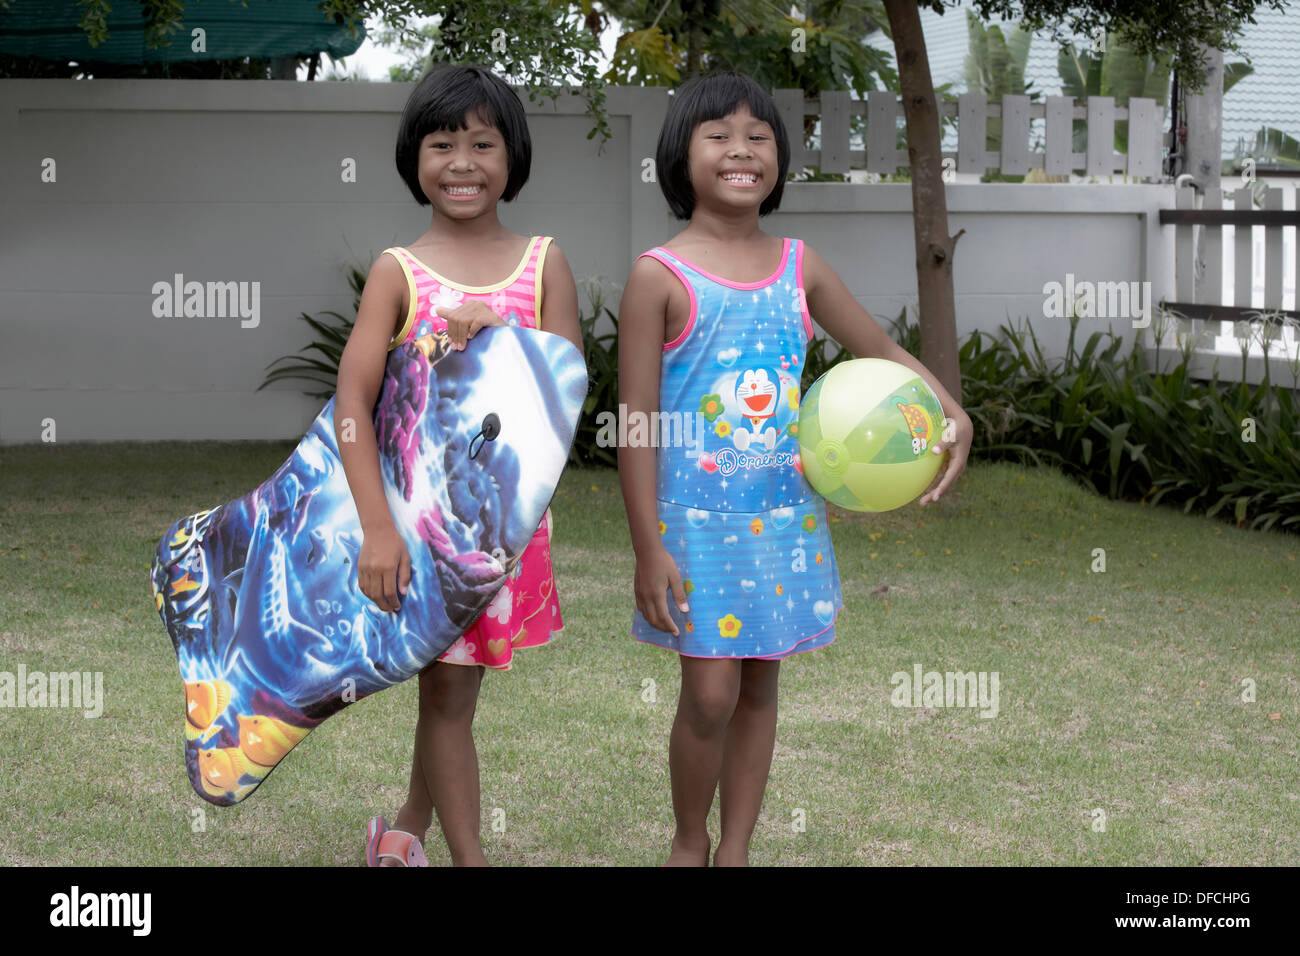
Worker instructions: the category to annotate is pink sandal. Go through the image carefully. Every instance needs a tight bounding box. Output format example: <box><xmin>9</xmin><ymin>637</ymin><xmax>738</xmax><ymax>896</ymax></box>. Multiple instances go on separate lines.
<box><xmin>364</xmin><ymin>816</ymin><xmax>388</xmax><ymax>867</ymax></box>
<box><xmin>365</xmin><ymin>816</ymin><xmax>428</xmax><ymax>867</ymax></box>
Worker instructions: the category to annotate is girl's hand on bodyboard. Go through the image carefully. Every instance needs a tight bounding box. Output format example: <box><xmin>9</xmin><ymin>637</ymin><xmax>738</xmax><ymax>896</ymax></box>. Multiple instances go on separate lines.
<box><xmin>359</xmin><ymin>522</ymin><xmax>411</xmax><ymax>613</ymax></box>
<box><xmin>439</xmin><ymin>300</ymin><xmax>506</xmax><ymax>351</ymax></box>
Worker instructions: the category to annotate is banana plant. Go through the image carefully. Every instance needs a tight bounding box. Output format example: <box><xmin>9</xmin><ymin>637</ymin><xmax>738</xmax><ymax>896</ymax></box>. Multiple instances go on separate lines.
<box><xmin>963</xmin><ymin>9</ymin><xmax>1037</xmax><ymax>107</ymax></box>
<box><xmin>963</xmin><ymin>10</ymin><xmax>1036</xmax><ymax>179</ymax></box>
<box><xmin>1058</xmin><ymin>31</ymin><xmax>1171</xmax><ymax>154</ymax></box>
<box><xmin>1230</xmin><ymin>125</ymin><xmax>1300</xmax><ymax>174</ymax></box>
<box><xmin>1057</xmin><ymin>31</ymin><xmax>1250</xmax><ymax>156</ymax></box>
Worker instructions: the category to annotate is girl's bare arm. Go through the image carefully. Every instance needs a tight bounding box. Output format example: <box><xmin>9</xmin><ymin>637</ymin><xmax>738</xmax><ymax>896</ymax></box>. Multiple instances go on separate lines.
<box><xmin>618</xmin><ymin>257</ymin><xmax>688</xmax><ymax>634</ymax></box>
<box><xmin>334</xmin><ymin>253</ymin><xmax>410</xmax><ymax>610</ymax></box>
<box><xmin>539</xmin><ymin>241</ymin><xmax>583</xmax><ymax>357</ymax></box>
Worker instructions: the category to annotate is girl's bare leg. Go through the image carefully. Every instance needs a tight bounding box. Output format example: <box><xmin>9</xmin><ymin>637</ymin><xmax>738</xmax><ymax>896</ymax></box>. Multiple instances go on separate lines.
<box><xmin>714</xmin><ymin>658</ymin><xmax>780</xmax><ymax>866</ymax></box>
<box><xmin>665</xmin><ymin>657</ymin><xmax>742</xmax><ymax>866</ymax></box>
<box><xmin>384</xmin><ymin>661</ymin><xmax>488</xmax><ymax>866</ymax></box>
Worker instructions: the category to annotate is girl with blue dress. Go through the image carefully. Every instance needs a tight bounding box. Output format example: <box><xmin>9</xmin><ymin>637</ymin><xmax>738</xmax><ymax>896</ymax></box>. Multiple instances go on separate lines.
<box><xmin>618</xmin><ymin>71</ymin><xmax>973</xmax><ymax>866</ymax></box>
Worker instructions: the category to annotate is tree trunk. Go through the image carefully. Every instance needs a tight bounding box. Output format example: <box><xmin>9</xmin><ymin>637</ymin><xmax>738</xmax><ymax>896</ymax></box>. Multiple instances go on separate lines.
<box><xmin>1183</xmin><ymin>41</ymin><xmax>1224</xmax><ymax>298</ymax></box>
<box><xmin>686</xmin><ymin>21</ymin><xmax>702</xmax><ymax>77</ymax></box>
<box><xmin>882</xmin><ymin>0</ymin><xmax>964</xmax><ymax>398</ymax></box>
<box><xmin>1182</xmin><ymin>43</ymin><xmax>1223</xmax><ymax>190</ymax></box>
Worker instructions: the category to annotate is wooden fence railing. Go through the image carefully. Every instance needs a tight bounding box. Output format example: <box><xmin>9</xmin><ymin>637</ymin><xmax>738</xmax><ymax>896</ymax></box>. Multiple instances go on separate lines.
<box><xmin>1160</xmin><ymin>184</ymin><xmax>1300</xmax><ymax>323</ymax></box>
<box><xmin>774</xmin><ymin>91</ymin><xmax>1165</xmax><ymax>178</ymax></box>
<box><xmin>1155</xmin><ymin>184</ymin><xmax>1300</xmax><ymax>387</ymax></box>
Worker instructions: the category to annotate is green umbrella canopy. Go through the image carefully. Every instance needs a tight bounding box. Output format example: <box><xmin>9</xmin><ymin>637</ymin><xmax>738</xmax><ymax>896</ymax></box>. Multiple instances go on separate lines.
<box><xmin>0</xmin><ymin>0</ymin><xmax>365</xmax><ymax>64</ymax></box>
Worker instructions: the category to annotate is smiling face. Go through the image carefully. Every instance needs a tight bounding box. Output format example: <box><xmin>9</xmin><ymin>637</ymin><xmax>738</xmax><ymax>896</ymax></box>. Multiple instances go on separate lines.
<box><xmin>417</xmin><ymin>110</ymin><xmax>510</xmax><ymax>219</ymax></box>
<box><xmin>686</xmin><ymin>103</ymin><xmax>778</xmax><ymax>215</ymax></box>
<box><xmin>736</xmin><ymin>368</ymin><xmax>779</xmax><ymax>422</ymax></box>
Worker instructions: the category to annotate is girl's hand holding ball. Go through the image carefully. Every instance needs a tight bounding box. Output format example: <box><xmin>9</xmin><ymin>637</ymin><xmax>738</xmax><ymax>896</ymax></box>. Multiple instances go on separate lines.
<box><xmin>438</xmin><ymin>299</ymin><xmax>506</xmax><ymax>350</ymax></box>
<box><xmin>918</xmin><ymin>410</ymin><xmax>973</xmax><ymax>506</ymax></box>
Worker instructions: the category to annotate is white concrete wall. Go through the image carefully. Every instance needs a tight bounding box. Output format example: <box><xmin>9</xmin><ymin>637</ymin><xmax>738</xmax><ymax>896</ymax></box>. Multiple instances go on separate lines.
<box><xmin>784</xmin><ymin>182</ymin><xmax>1174</xmax><ymax>359</ymax></box>
<box><xmin>1</xmin><ymin>79</ymin><xmax>1178</xmax><ymax>443</ymax></box>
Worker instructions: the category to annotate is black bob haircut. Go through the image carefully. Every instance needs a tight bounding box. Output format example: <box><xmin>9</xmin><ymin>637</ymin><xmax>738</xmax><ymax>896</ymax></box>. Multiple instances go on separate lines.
<box><xmin>394</xmin><ymin>64</ymin><xmax>532</xmax><ymax>205</ymax></box>
<box><xmin>655</xmin><ymin>71</ymin><xmax>791</xmax><ymax>221</ymax></box>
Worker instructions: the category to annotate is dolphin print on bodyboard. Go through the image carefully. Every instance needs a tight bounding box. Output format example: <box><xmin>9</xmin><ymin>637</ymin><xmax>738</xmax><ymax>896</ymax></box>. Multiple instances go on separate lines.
<box><xmin>150</xmin><ymin>326</ymin><xmax>586</xmax><ymax>805</ymax></box>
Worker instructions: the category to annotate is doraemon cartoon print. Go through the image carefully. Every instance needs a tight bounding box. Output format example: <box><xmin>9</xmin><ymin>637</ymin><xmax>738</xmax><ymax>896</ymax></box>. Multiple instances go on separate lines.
<box><xmin>732</xmin><ymin>368</ymin><xmax>781</xmax><ymax>451</ymax></box>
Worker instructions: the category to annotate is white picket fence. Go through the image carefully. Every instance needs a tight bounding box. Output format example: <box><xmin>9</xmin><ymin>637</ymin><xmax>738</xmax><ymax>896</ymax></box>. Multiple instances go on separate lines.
<box><xmin>1156</xmin><ymin>184</ymin><xmax>1300</xmax><ymax>388</ymax></box>
<box><xmin>774</xmin><ymin>90</ymin><xmax>1165</xmax><ymax>178</ymax></box>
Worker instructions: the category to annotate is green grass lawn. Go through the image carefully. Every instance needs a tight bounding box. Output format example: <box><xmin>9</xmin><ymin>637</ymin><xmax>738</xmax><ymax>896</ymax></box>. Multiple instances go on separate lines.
<box><xmin>1</xmin><ymin>442</ymin><xmax>1297</xmax><ymax>865</ymax></box>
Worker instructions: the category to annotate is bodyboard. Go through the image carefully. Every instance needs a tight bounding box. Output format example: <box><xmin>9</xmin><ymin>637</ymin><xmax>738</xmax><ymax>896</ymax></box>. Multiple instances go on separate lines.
<box><xmin>150</xmin><ymin>326</ymin><xmax>586</xmax><ymax>805</ymax></box>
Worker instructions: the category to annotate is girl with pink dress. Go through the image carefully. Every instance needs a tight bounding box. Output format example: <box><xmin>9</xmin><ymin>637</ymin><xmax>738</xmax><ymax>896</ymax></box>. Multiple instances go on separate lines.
<box><xmin>333</xmin><ymin>63</ymin><xmax>583</xmax><ymax>867</ymax></box>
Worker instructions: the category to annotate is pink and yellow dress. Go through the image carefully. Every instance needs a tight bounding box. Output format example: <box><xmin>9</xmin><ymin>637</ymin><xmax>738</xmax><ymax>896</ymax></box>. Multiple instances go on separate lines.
<box><xmin>381</xmin><ymin>237</ymin><xmax>563</xmax><ymax>670</ymax></box>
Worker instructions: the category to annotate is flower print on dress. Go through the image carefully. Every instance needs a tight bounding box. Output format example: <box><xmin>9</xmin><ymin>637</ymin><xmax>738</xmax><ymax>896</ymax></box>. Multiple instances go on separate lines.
<box><xmin>443</xmin><ymin>637</ymin><xmax>478</xmax><ymax>664</ymax></box>
<box><xmin>429</xmin><ymin>284</ymin><xmax>464</xmax><ymax>316</ymax></box>
<box><xmin>485</xmin><ymin>586</ymin><xmax>512</xmax><ymax>623</ymax></box>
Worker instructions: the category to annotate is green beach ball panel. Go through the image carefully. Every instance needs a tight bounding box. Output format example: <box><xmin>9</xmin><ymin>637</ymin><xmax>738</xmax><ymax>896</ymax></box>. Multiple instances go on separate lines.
<box><xmin>798</xmin><ymin>358</ymin><xmax>946</xmax><ymax>511</ymax></box>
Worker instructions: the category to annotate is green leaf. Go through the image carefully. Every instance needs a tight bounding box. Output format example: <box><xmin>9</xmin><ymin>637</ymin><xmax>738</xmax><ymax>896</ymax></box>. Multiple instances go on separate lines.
<box><xmin>1223</xmin><ymin>61</ymin><xmax>1253</xmax><ymax>95</ymax></box>
<box><xmin>1246</xmin><ymin>126</ymin><xmax>1300</xmax><ymax>170</ymax></box>
<box><xmin>1207</xmin><ymin>492</ymin><xmax>1233</xmax><ymax>518</ymax></box>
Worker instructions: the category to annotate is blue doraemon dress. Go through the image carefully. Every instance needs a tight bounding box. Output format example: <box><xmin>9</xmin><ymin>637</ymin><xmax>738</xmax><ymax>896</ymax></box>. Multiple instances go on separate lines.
<box><xmin>631</xmin><ymin>237</ymin><xmax>843</xmax><ymax>659</ymax></box>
